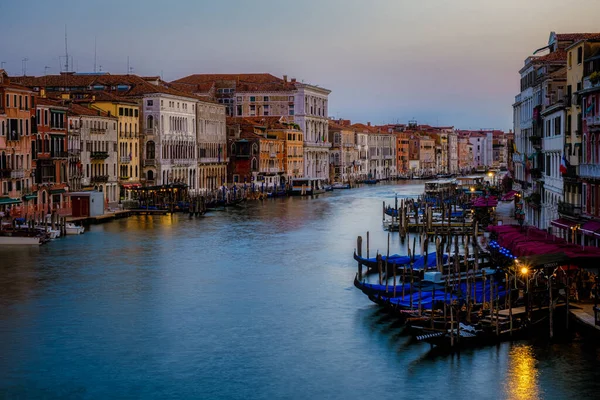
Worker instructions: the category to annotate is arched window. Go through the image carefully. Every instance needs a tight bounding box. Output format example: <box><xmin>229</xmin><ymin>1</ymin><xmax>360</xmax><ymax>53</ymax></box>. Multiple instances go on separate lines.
<box><xmin>252</xmin><ymin>143</ymin><xmax>258</xmax><ymax>155</ymax></box>
<box><xmin>251</xmin><ymin>157</ymin><xmax>258</xmax><ymax>171</ymax></box>
<box><xmin>147</xmin><ymin>115</ymin><xmax>154</xmax><ymax>129</ymax></box>
<box><xmin>146</xmin><ymin>141</ymin><xmax>156</xmax><ymax>159</ymax></box>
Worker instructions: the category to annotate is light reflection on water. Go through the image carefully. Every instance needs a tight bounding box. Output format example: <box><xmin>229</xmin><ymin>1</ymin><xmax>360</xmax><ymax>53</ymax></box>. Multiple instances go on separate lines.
<box><xmin>504</xmin><ymin>344</ymin><xmax>540</xmax><ymax>400</ymax></box>
<box><xmin>0</xmin><ymin>182</ymin><xmax>599</xmax><ymax>399</ymax></box>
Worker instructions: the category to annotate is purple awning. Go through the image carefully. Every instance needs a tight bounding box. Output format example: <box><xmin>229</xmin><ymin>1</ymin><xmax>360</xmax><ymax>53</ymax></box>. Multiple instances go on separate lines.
<box><xmin>550</xmin><ymin>218</ymin><xmax>578</xmax><ymax>230</ymax></box>
<box><xmin>580</xmin><ymin>220</ymin><xmax>600</xmax><ymax>237</ymax></box>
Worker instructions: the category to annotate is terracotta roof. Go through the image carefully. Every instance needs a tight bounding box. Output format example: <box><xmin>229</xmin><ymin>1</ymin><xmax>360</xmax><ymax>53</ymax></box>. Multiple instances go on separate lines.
<box><xmin>349</xmin><ymin>123</ymin><xmax>377</xmax><ymax>133</ymax></box>
<box><xmin>171</xmin><ymin>73</ymin><xmax>298</xmax><ymax>93</ymax></box>
<box><xmin>532</xmin><ymin>50</ymin><xmax>567</xmax><ymax>63</ymax></box>
<box><xmin>36</xmin><ymin>97</ymin><xmax>67</xmax><ymax>108</ymax></box>
<box><xmin>556</xmin><ymin>33</ymin><xmax>600</xmax><ymax>42</ymax></box>
<box><xmin>328</xmin><ymin>120</ymin><xmax>352</xmax><ymax>131</ymax></box>
<box><xmin>68</xmin><ymin>103</ymin><xmax>112</xmax><ymax>118</ymax></box>
<box><xmin>227</xmin><ymin>116</ymin><xmax>297</xmax><ymax>131</ymax></box>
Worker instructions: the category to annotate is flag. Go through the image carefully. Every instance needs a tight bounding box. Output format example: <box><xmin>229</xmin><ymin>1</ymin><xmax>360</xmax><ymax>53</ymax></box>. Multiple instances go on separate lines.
<box><xmin>560</xmin><ymin>153</ymin><xmax>569</xmax><ymax>174</ymax></box>
<box><xmin>512</xmin><ymin>142</ymin><xmax>520</xmax><ymax>155</ymax></box>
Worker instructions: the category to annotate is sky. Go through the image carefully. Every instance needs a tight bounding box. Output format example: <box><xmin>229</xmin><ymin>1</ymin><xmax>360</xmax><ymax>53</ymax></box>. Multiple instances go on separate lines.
<box><xmin>1</xmin><ymin>0</ymin><xmax>600</xmax><ymax>130</ymax></box>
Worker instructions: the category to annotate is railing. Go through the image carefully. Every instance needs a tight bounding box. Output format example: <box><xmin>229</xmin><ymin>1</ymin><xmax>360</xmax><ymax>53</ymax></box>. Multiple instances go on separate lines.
<box><xmin>0</xmin><ymin>169</ymin><xmax>11</xmax><ymax>178</ymax></box>
<box><xmin>558</xmin><ymin>201</ymin><xmax>582</xmax><ymax>217</ymax></box>
<box><xmin>90</xmin><ymin>128</ymin><xmax>107</xmax><ymax>135</ymax></box>
<box><xmin>585</xmin><ymin>115</ymin><xmax>600</xmax><ymax>127</ymax></box>
<box><xmin>143</xmin><ymin>159</ymin><xmax>156</xmax><ymax>167</ymax></box>
<box><xmin>562</xmin><ymin>165</ymin><xmax>578</xmax><ymax>180</ymax></box>
<box><xmin>69</xmin><ymin>149</ymin><xmax>81</xmax><ymax>156</ymax></box>
<box><xmin>580</xmin><ymin>163</ymin><xmax>600</xmax><ymax>179</ymax></box>
<box><xmin>120</xmin><ymin>156</ymin><xmax>131</xmax><ymax>163</ymax></box>
<box><xmin>91</xmin><ymin>151</ymin><xmax>109</xmax><ymax>160</ymax></box>
<box><xmin>10</xmin><ymin>169</ymin><xmax>25</xmax><ymax>179</ymax></box>
<box><xmin>120</xmin><ymin>176</ymin><xmax>130</xmax><ymax>181</ymax></box>
<box><xmin>267</xmin><ymin>167</ymin><xmax>281</xmax><ymax>173</ymax></box>
<box><xmin>50</xmin><ymin>151</ymin><xmax>69</xmax><ymax>158</ymax></box>
<box><xmin>172</xmin><ymin>159</ymin><xmax>196</xmax><ymax>166</ymax></box>
<box><xmin>199</xmin><ymin>157</ymin><xmax>228</xmax><ymax>164</ymax></box>
<box><xmin>91</xmin><ymin>175</ymin><xmax>109</xmax><ymax>183</ymax></box>
<box><xmin>269</xmin><ymin>153</ymin><xmax>277</xmax><ymax>158</ymax></box>
<box><xmin>304</xmin><ymin>141</ymin><xmax>332</xmax><ymax>148</ymax></box>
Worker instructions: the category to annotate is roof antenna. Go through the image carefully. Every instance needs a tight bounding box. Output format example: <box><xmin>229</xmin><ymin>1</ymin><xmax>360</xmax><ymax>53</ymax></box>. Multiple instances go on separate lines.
<box><xmin>44</xmin><ymin>66</ymin><xmax>50</xmax><ymax>75</ymax></box>
<box><xmin>64</xmin><ymin>25</ymin><xmax>69</xmax><ymax>72</ymax></box>
<box><xmin>0</xmin><ymin>62</ymin><xmax>6</xmax><ymax>69</ymax></box>
<box><xmin>94</xmin><ymin>36</ymin><xmax>97</xmax><ymax>73</ymax></box>
<box><xmin>22</xmin><ymin>57</ymin><xmax>29</xmax><ymax>76</ymax></box>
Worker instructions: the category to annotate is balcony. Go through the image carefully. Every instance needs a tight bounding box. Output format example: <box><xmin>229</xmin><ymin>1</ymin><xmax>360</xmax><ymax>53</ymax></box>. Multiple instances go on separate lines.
<box><xmin>91</xmin><ymin>151</ymin><xmax>109</xmax><ymax>160</ymax></box>
<box><xmin>580</xmin><ymin>163</ymin><xmax>600</xmax><ymax>179</ymax></box>
<box><xmin>583</xmin><ymin>76</ymin><xmax>600</xmax><ymax>90</ymax></box>
<box><xmin>304</xmin><ymin>141</ymin><xmax>332</xmax><ymax>149</ymax></box>
<box><xmin>585</xmin><ymin>115</ymin><xmax>600</xmax><ymax>127</ymax></box>
<box><xmin>0</xmin><ymin>169</ymin><xmax>11</xmax><ymax>179</ymax></box>
<box><xmin>269</xmin><ymin>153</ymin><xmax>277</xmax><ymax>158</ymax></box>
<box><xmin>50</xmin><ymin>151</ymin><xmax>69</xmax><ymax>159</ymax></box>
<box><xmin>530</xmin><ymin>168</ymin><xmax>543</xmax><ymax>180</ymax></box>
<box><xmin>69</xmin><ymin>149</ymin><xmax>81</xmax><ymax>156</ymax></box>
<box><xmin>267</xmin><ymin>167</ymin><xmax>281</xmax><ymax>173</ymax></box>
<box><xmin>120</xmin><ymin>176</ymin><xmax>130</xmax><ymax>181</ymax></box>
<box><xmin>90</xmin><ymin>175</ymin><xmax>109</xmax><ymax>183</ymax></box>
<box><xmin>120</xmin><ymin>156</ymin><xmax>131</xmax><ymax>164</ymax></box>
<box><xmin>199</xmin><ymin>157</ymin><xmax>227</xmax><ymax>164</ymax></box>
<box><xmin>558</xmin><ymin>201</ymin><xmax>582</xmax><ymax>218</ymax></box>
<box><xmin>143</xmin><ymin>159</ymin><xmax>156</xmax><ymax>167</ymax></box>
<box><xmin>90</xmin><ymin>128</ymin><xmax>107</xmax><ymax>135</ymax></box>
<box><xmin>173</xmin><ymin>159</ymin><xmax>196</xmax><ymax>166</ymax></box>
<box><xmin>10</xmin><ymin>169</ymin><xmax>25</xmax><ymax>179</ymax></box>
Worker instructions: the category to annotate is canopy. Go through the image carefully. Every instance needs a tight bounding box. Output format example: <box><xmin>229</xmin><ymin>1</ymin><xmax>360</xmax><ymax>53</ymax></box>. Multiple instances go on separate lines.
<box><xmin>501</xmin><ymin>190</ymin><xmax>517</xmax><ymax>201</ymax></box>
<box><xmin>0</xmin><ymin>197</ymin><xmax>22</xmax><ymax>205</ymax></box>
<box><xmin>550</xmin><ymin>218</ymin><xmax>578</xmax><ymax>230</ymax></box>
<box><xmin>580</xmin><ymin>220</ymin><xmax>600</xmax><ymax>238</ymax></box>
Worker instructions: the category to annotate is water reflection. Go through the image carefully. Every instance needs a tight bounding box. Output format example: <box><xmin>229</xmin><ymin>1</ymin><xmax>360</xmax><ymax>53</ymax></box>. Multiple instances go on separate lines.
<box><xmin>504</xmin><ymin>344</ymin><xmax>541</xmax><ymax>400</ymax></box>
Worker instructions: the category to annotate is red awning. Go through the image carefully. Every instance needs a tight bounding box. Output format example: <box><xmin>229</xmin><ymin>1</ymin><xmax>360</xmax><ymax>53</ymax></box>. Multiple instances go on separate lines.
<box><xmin>550</xmin><ymin>218</ymin><xmax>578</xmax><ymax>230</ymax></box>
<box><xmin>122</xmin><ymin>184</ymin><xmax>142</xmax><ymax>189</ymax></box>
<box><xmin>580</xmin><ymin>220</ymin><xmax>600</xmax><ymax>237</ymax></box>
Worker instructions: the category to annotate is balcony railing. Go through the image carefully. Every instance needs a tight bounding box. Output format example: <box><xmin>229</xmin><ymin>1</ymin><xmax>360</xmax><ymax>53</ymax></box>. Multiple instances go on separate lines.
<box><xmin>50</xmin><ymin>151</ymin><xmax>69</xmax><ymax>159</ymax></box>
<box><xmin>90</xmin><ymin>175</ymin><xmax>109</xmax><ymax>183</ymax></box>
<box><xmin>562</xmin><ymin>165</ymin><xmax>578</xmax><ymax>180</ymax></box>
<box><xmin>10</xmin><ymin>169</ymin><xmax>25</xmax><ymax>179</ymax></box>
<box><xmin>558</xmin><ymin>201</ymin><xmax>582</xmax><ymax>217</ymax></box>
<box><xmin>304</xmin><ymin>141</ymin><xmax>332</xmax><ymax>148</ymax></box>
<box><xmin>90</xmin><ymin>128</ymin><xmax>107</xmax><ymax>135</ymax></box>
<box><xmin>580</xmin><ymin>163</ymin><xmax>600</xmax><ymax>179</ymax></box>
<box><xmin>143</xmin><ymin>159</ymin><xmax>156</xmax><ymax>167</ymax></box>
<box><xmin>585</xmin><ymin>115</ymin><xmax>600</xmax><ymax>127</ymax></box>
<box><xmin>91</xmin><ymin>151</ymin><xmax>109</xmax><ymax>160</ymax></box>
<box><xmin>120</xmin><ymin>156</ymin><xmax>131</xmax><ymax>163</ymax></box>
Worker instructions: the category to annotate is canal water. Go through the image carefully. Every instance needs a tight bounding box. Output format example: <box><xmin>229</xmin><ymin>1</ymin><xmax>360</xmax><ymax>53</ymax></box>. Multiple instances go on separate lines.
<box><xmin>1</xmin><ymin>182</ymin><xmax>599</xmax><ymax>399</ymax></box>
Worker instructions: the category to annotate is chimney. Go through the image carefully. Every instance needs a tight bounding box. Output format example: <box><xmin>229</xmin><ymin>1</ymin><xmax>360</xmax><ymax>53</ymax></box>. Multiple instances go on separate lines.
<box><xmin>291</xmin><ymin>78</ymin><xmax>296</xmax><ymax>83</ymax></box>
<box><xmin>283</xmin><ymin>75</ymin><xmax>288</xmax><ymax>83</ymax></box>
<box><xmin>367</xmin><ymin>122</ymin><xmax>371</xmax><ymax>127</ymax></box>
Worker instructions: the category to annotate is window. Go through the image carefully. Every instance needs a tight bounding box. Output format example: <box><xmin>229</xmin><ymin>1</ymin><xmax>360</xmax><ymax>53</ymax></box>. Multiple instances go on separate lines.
<box><xmin>236</xmin><ymin>105</ymin><xmax>242</xmax><ymax>116</ymax></box>
<box><xmin>263</xmin><ymin>96</ymin><xmax>269</xmax><ymax>102</ymax></box>
<box><xmin>250</xmin><ymin>96</ymin><xmax>256</xmax><ymax>102</ymax></box>
<box><xmin>263</xmin><ymin>105</ymin><xmax>269</xmax><ymax>116</ymax></box>
<box><xmin>147</xmin><ymin>115</ymin><xmax>154</xmax><ymax>129</ymax></box>
<box><xmin>147</xmin><ymin>100</ymin><xmax>153</xmax><ymax>106</ymax></box>
<box><xmin>237</xmin><ymin>96</ymin><xmax>242</xmax><ymax>102</ymax></box>
<box><xmin>577</xmin><ymin>47</ymin><xmax>583</xmax><ymax>64</ymax></box>
<box><xmin>289</xmin><ymin>105</ymin><xmax>294</xmax><ymax>116</ymax></box>
<box><xmin>289</xmin><ymin>96</ymin><xmax>294</xmax><ymax>102</ymax></box>
<box><xmin>568</xmin><ymin>52</ymin><xmax>572</xmax><ymax>68</ymax></box>
<box><xmin>119</xmin><ymin>107</ymin><xmax>124</xmax><ymax>116</ymax></box>
<box><xmin>250</xmin><ymin>105</ymin><xmax>256</xmax><ymax>116</ymax></box>
<box><xmin>146</xmin><ymin>141</ymin><xmax>155</xmax><ymax>159</ymax></box>
<box><xmin>161</xmin><ymin>100</ymin><xmax>163</xmax><ymax>107</ymax></box>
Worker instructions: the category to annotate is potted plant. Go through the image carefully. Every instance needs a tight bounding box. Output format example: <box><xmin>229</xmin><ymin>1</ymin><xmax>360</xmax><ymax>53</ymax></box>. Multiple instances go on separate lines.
<box><xmin>591</xmin><ymin>71</ymin><xmax>600</xmax><ymax>85</ymax></box>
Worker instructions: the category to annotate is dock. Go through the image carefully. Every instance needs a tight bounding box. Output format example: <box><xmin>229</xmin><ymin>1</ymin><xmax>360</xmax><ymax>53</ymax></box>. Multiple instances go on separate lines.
<box><xmin>66</xmin><ymin>209</ymin><xmax>172</xmax><ymax>224</ymax></box>
<box><xmin>569</xmin><ymin>303</ymin><xmax>600</xmax><ymax>332</ymax></box>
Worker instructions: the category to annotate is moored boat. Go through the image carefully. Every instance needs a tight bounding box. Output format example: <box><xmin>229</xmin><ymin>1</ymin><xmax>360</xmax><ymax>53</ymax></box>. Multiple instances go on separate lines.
<box><xmin>65</xmin><ymin>222</ymin><xmax>85</xmax><ymax>235</ymax></box>
<box><xmin>0</xmin><ymin>230</ymin><xmax>46</xmax><ymax>245</ymax></box>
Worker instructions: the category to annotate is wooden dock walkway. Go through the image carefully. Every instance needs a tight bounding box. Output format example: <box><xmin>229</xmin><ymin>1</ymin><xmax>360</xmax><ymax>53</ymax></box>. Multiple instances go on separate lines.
<box><xmin>569</xmin><ymin>303</ymin><xmax>600</xmax><ymax>332</ymax></box>
<box><xmin>66</xmin><ymin>209</ymin><xmax>172</xmax><ymax>224</ymax></box>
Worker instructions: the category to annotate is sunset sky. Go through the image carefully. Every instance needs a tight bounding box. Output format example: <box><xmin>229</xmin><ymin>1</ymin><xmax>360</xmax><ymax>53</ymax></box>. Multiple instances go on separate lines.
<box><xmin>1</xmin><ymin>0</ymin><xmax>599</xmax><ymax>129</ymax></box>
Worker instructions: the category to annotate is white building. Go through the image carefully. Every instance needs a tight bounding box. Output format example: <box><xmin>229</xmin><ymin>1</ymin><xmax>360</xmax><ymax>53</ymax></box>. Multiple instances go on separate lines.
<box><xmin>68</xmin><ymin>103</ymin><xmax>119</xmax><ymax>206</ymax></box>
<box><xmin>196</xmin><ymin>102</ymin><xmax>227</xmax><ymax>193</ymax></box>
<box><xmin>294</xmin><ymin>83</ymin><xmax>331</xmax><ymax>180</ymax></box>
<box><xmin>367</xmin><ymin>130</ymin><xmax>396</xmax><ymax>180</ymax></box>
<box><xmin>541</xmin><ymin>105</ymin><xmax>566</xmax><ymax>229</ymax></box>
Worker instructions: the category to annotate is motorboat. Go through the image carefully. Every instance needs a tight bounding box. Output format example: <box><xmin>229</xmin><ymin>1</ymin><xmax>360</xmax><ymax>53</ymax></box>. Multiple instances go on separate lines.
<box><xmin>65</xmin><ymin>222</ymin><xmax>85</xmax><ymax>235</ymax></box>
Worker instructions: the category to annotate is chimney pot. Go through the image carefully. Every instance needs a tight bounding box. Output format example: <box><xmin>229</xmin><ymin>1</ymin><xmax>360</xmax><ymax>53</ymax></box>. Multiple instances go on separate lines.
<box><xmin>367</xmin><ymin>122</ymin><xmax>371</xmax><ymax>126</ymax></box>
<box><xmin>283</xmin><ymin>75</ymin><xmax>288</xmax><ymax>82</ymax></box>
<box><xmin>291</xmin><ymin>78</ymin><xmax>296</xmax><ymax>83</ymax></box>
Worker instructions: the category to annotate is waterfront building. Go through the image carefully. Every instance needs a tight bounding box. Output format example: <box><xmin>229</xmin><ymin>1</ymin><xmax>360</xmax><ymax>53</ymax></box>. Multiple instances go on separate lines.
<box><xmin>226</xmin><ymin>118</ymin><xmax>286</xmax><ymax>187</ymax></box>
<box><xmin>513</xmin><ymin>32</ymin><xmax>599</xmax><ymax>230</ymax></box>
<box><xmin>0</xmin><ymin>70</ymin><xmax>35</xmax><ymax>216</ymax></box>
<box><xmin>196</xmin><ymin>101</ymin><xmax>227</xmax><ymax>193</ymax></box>
<box><xmin>578</xmin><ymin>36</ymin><xmax>600</xmax><ymax>245</ymax></box>
<box><xmin>354</xmin><ymin>127</ymin><xmax>369</xmax><ymax>181</ymax></box>
<box><xmin>171</xmin><ymin>73</ymin><xmax>331</xmax><ymax>180</ymax></box>
<box><xmin>86</xmin><ymin>92</ymin><xmax>142</xmax><ymax>197</ymax></box>
<box><xmin>396</xmin><ymin>131</ymin><xmax>410</xmax><ymax>175</ymax></box>
<box><xmin>447</xmin><ymin>131</ymin><xmax>458</xmax><ymax>174</ymax></box>
<box><xmin>457</xmin><ymin>133</ymin><xmax>474</xmax><ymax>173</ymax></box>
<box><xmin>33</xmin><ymin>96</ymin><xmax>69</xmax><ymax>216</ymax></box>
<box><xmin>68</xmin><ymin>103</ymin><xmax>119</xmax><ymax>206</ymax></box>
<box><xmin>328</xmin><ymin>120</ymin><xmax>358</xmax><ymax>183</ymax></box>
